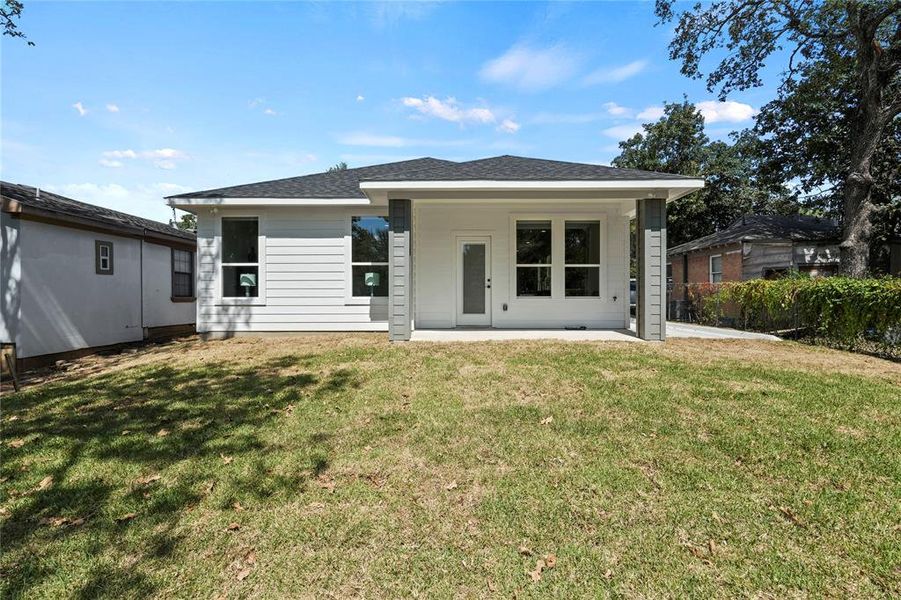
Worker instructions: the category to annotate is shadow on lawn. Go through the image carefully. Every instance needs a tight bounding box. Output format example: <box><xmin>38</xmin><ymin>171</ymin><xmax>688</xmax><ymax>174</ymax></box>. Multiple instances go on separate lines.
<box><xmin>1</xmin><ymin>354</ymin><xmax>353</xmax><ymax>598</ymax></box>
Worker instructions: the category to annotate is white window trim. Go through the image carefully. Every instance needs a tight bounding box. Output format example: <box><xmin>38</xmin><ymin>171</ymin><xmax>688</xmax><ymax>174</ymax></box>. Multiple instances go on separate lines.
<box><xmin>709</xmin><ymin>254</ymin><xmax>723</xmax><ymax>284</ymax></box>
<box><xmin>99</xmin><ymin>245</ymin><xmax>111</xmax><ymax>271</ymax></box>
<box><xmin>345</xmin><ymin>212</ymin><xmax>390</xmax><ymax>306</ymax></box>
<box><xmin>509</xmin><ymin>213</ymin><xmax>608</xmax><ymax>302</ymax></box>
<box><xmin>513</xmin><ymin>218</ymin><xmax>553</xmax><ymax>300</ymax></box>
<box><xmin>215</xmin><ymin>213</ymin><xmax>267</xmax><ymax>306</ymax></box>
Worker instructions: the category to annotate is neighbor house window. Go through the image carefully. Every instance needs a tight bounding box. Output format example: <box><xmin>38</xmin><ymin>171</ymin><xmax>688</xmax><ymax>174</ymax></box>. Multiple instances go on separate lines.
<box><xmin>351</xmin><ymin>216</ymin><xmax>389</xmax><ymax>297</ymax></box>
<box><xmin>221</xmin><ymin>217</ymin><xmax>259</xmax><ymax>297</ymax></box>
<box><xmin>564</xmin><ymin>220</ymin><xmax>600</xmax><ymax>297</ymax></box>
<box><xmin>172</xmin><ymin>248</ymin><xmax>194</xmax><ymax>299</ymax></box>
<box><xmin>709</xmin><ymin>254</ymin><xmax>723</xmax><ymax>283</ymax></box>
<box><xmin>516</xmin><ymin>220</ymin><xmax>552</xmax><ymax>296</ymax></box>
<box><xmin>95</xmin><ymin>241</ymin><xmax>113</xmax><ymax>275</ymax></box>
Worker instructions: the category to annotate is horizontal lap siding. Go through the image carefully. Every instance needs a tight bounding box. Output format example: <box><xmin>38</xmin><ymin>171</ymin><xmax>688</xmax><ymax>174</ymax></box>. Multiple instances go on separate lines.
<box><xmin>196</xmin><ymin>207</ymin><xmax>387</xmax><ymax>333</ymax></box>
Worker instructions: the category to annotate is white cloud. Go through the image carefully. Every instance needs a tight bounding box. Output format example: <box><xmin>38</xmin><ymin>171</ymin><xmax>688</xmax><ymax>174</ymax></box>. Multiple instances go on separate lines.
<box><xmin>401</xmin><ymin>96</ymin><xmax>496</xmax><ymax>124</ymax></box>
<box><xmin>356</xmin><ymin>95</ymin><xmax>365</xmax><ymax>102</ymax></box>
<box><xmin>263</xmin><ymin>108</ymin><xmax>278</xmax><ymax>116</ymax></box>
<box><xmin>601</xmin><ymin>123</ymin><xmax>644</xmax><ymax>141</ymax></box>
<box><xmin>636</xmin><ymin>106</ymin><xmax>665</xmax><ymax>121</ymax></box>
<box><xmin>337</xmin><ymin>132</ymin><xmax>471</xmax><ymax>148</ymax></box>
<box><xmin>99</xmin><ymin>148</ymin><xmax>188</xmax><ymax>169</ymax></box>
<box><xmin>603</xmin><ymin>102</ymin><xmax>632</xmax><ymax>117</ymax></box>
<box><xmin>72</xmin><ymin>102</ymin><xmax>87</xmax><ymax>117</ymax></box>
<box><xmin>497</xmin><ymin>119</ymin><xmax>521</xmax><ymax>134</ymax></box>
<box><xmin>695</xmin><ymin>100</ymin><xmax>757</xmax><ymax>123</ymax></box>
<box><xmin>106</xmin><ymin>103</ymin><xmax>120</xmax><ymax>113</ymax></box>
<box><xmin>480</xmin><ymin>44</ymin><xmax>579</xmax><ymax>92</ymax></box>
<box><xmin>248</xmin><ymin>98</ymin><xmax>265</xmax><ymax>108</ymax></box>
<box><xmin>583</xmin><ymin>59</ymin><xmax>649</xmax><ymax>85</ymax></box>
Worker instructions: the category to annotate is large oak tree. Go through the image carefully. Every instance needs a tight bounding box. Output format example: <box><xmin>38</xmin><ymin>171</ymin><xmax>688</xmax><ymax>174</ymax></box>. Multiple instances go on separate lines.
<box><xmin>656</xmin><ymin>0</ymin><xmax>900</xmax><ymax>276</ymax></box>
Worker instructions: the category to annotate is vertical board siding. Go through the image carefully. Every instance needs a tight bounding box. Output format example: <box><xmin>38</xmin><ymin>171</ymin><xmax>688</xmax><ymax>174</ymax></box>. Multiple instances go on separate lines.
<box><xmin>636</xmin><ymin>198</ymin><xmax>666</xmax><ymax>341</ymax></box>
<box><xmin>388</xmin><ymin>199</ymin><xmax>412</xmax><ymax>341</ymax></box>
<box><xmin>195</xmin><ymin>207</ymin><xmax>388</xmax><ymax>333</ymax></box>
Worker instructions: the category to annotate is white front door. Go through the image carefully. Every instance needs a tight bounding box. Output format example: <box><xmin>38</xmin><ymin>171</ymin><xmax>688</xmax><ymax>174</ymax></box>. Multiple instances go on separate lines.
<box><xmin>456</xmin><ymin>237</ymin><xmax>491</xmax><ymax>327</ymax></box>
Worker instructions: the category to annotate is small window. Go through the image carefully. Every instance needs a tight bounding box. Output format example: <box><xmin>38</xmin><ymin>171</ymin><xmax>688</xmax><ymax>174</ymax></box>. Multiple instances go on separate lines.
<box><xmin>564</xmin><ymin>220</ymin><xmax>600</xmax><ymax>297</ymax></box>
<box><xmin>351</xmin><ymin>216</ymin><xmax>389</xmax><ymax>297</ymax></box>
<box><xmin>516</xmin><ymin>220</ymin><xmax>552</xmax><ymax>297</ymax></box>
<box><xmin>95</xmin><ymin>241</ymin><xmax>113</xmax><ymax>275</ymax></box>
<box><xmin>222</xmin><ymin>218</ymin><xmax>259</xmax><ymax>297</ymax></box>
<box><xmin>709</xmin><ymin>255</ymin><xmax>723</xmax><ymax>283</ymax></box>
<box><xmin>172</xmin><ymin>248</ymin><xmax>194</xmax><ymax>298</ymax></box>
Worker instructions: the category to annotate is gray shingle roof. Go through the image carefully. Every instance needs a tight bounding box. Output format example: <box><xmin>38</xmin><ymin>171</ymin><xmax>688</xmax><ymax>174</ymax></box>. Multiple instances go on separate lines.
<box><xmin>668</xmin><ymin>214</ymin><xmax>841</xmax><ymax>256</ymax></box>
<box><xmin>1</xmin><ymin>181</ymin><xmax>195</xmax><ymax>242</ymax></box>
<box><xmin>167</xmin><ymin>155</ymin><xmax>697</xmax><ymax>199</ymax></box>
<box><xmin>363</xmin><ymin>155</ymin><xmax>696</xmax><ymax>182</ymax></box>
<box><xmin>167</xmin><ymin>158</ymin><xmax>455</xmax><ymax>199</ymax></box>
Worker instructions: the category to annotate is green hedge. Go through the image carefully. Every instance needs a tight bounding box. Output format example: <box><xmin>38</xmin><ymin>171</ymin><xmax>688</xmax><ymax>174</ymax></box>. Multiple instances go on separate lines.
<box><xmin>707</xmin><ymin>276</ymin><xmax>901</xmax><ymax>355</ymax></box>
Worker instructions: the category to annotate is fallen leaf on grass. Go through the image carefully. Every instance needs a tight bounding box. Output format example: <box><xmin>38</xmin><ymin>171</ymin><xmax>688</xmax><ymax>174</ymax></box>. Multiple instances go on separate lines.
<box><xmin>540</xmin><ymin>416</ymin><xmax>553</xmax><ymax>425</ymax></box>
<box><xmin>232</xmin><ymin>502</ymin><xmax>244</xmax><ymax>512</ymax></box>
<box><xmin>8</xmin><ymin>439</ymin><xmax>25</xmax><ymax>448</ymax></box>
<box><xmin>121</xmin><ymin>430</ymin><xmax>130</xmax><ymax>436</ymax></box>
<box><xmin>115</xmin><ymin>512</ymin><xmax>137</xmax><ymax>524</ymax></box>
<box><xmin>225</xmin><ymin>522</ymin><xmax>241</xmax><ymax>532</ymax></box>
<box><xmin>529</xmin><ymin>559</ymin><xmax>546</xmax><ymax>582</ymax></box>
<box><xmin>486</xmin><ymin>579</ymin><xmax>496</xmax><ymax>592</ymax></box>
<box><xmin>35</xmin><ymin>476</ymin><xmax>53</xmax><ymax>491</ymax></box>
<box><xmin>315</xmin><ymin>475</ymin><xmax>336</xmax><ymax>492</ymax></box>
<box><xmin>518</xmin><ymin>545</ymin><xmax>533</xmax><ymax>557</ymax></box>
<box><xmin>8</xmin><ymin>415</ymin><xmax>18</xmax><ymax>422</ymax></box>
<box><xmin>777</xmin><ymin>505</ymin><xmax>806</xmax><ymax>528</ymax></box>
<box><xmin>39</xmin><ymin>516</ymin><xmax>85</xmax><ymax>527</ymax></box>
<box><xmin>544</xmin><ymin>553</ymin><xmax>557</xmax><ymax>569</ymax></box>
<box><xmin>220</xmin><ymin>454</ymin><xmax>233</xmax><ymax>465</ymax></box>
<box><xmin>236</xmin><ymin>567</ymin><xmax>252</xmax><ymax>581</ymax></box>
<box><xmin>204</xmin><ymin>481</ymin><xmax>216</xmax><ymax>495</ymax></box>
<box><xmin>707</xmin><ymin>540</ymin><xmax>717</xmax><ymax>555</ymax></box>
<box><xmin>444</xmin><ymin>481</ymin><xmax>458</xmax><ymax>491</ymax></box>
<box><xmin>135</xmin><ymin>474</ymin><xmax>161</xmax><ymax>485</ymax></box>
<box><xmin>233</xmin><ymin>548</ymin><xmax>257</xmax><ymax>581</ymax></box>
<box><xmin>156</xmin><ymin>429</ymin><xmax>169</xmax><ymax>437</ymax></box>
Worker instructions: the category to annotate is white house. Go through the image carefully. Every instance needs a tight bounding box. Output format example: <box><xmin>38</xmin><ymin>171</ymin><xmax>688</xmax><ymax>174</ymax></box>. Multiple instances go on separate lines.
<box><xmin>166</xmin><ymin>156</ymin><xmax>704</xmax><ymax>342</ymax></box>
<box><xmin>1</xmin><ymin>182</ymin><xmax>197</xmax><ymax>370</ymax></box>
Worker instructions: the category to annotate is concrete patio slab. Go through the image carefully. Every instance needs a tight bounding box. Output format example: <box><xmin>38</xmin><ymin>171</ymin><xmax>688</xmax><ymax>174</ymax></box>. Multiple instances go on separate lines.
<box><xmin>410</xmin><ymin>321</ymin><xmax>781</xmax><ymax>342</ymax></box>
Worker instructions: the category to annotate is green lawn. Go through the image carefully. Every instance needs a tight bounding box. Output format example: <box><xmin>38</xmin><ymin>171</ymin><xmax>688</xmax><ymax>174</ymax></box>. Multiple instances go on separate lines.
<box><xmin>2</xmin><ymin>336</ymin><xmax>899</xmax><ymax>598</ymax></box>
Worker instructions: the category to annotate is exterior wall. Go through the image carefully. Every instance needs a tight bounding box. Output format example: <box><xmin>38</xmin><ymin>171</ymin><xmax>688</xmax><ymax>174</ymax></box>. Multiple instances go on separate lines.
<box><xmin>677</xmin><ymin>243</ymin><xmax>743</xmax><ymax>284</ymax></box>
<box><xmin>141</xmin><ymin>240</ymin><xmax>196</xmax><ymax>328</ymax></box>
<box><xmin>16</xmin><ymin>219</ymin><xmax>143</xmax><ymax>358</ymax></box>
<box><xmin>1</xmin><ymin>212</ymin><xmax>21</xmax><ymax>345</ymax></box>
<box><xmin>414</xmin><ymin>201</ymin><xmax>629</xmax><ymax>329</ymax></box>
<box><xmin>195</xmin><ymin>207</ymin><xmax>389</xmax><ymax>333</ymax></box>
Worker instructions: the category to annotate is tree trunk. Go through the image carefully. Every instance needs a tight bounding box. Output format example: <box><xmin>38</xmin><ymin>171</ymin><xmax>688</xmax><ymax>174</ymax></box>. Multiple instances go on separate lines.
<box><xmin>839</xmin><ymin>3</ymin><xmax>893</xmax><ymax>277</ymax></box>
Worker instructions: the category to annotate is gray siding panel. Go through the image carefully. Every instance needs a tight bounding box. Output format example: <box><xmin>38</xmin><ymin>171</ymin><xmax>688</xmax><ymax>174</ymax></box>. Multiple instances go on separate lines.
<box><xmin>388</xmin><ymin>199</ymin><xmax>412</xmax><ymax>341</ymax></box>
<box><xmin>636</xmin><ymin>198</ymin><xmax>666</xmax><ymax>341</ymax></box>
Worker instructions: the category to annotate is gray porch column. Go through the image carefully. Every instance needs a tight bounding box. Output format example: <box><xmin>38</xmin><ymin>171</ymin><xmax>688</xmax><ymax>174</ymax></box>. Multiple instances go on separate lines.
<box><xmin>388</xmin><ymin>199</ymin><xmax>412</xmax><ymax>341</ymax></box>
<box><xmin>636</xmin><ymin>198</ymin><xmax>666</xmax><ymax>341</ymax></box>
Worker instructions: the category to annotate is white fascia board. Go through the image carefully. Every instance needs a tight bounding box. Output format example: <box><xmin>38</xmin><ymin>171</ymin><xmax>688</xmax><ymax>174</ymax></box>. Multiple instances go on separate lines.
<box><xmin>166</xmin><ymin>197</ymin><xmax>371</xmax><ymax>208</ymax></box>
<box><xmin>359</xmin><ymin>179</ymin><xmax>705</xmax><ymax>193</ymax></box>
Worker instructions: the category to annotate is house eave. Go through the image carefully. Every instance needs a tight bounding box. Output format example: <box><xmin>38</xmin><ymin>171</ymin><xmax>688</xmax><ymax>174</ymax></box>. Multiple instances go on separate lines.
<box><xmin>360</xmin><ymin>179</ymin><xmax>704</xmax><ymax>198</ymax></box>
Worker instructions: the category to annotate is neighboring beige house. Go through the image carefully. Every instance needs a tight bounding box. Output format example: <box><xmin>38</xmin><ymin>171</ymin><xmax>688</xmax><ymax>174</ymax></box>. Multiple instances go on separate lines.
<box><xmin>167</xmin><ymin>155</ymin><xmax>704</xmax><ymax>342</ymax></box>
<box><xmin>1</xmin><ymin>182</ymin><xmax>196</xmax><ymax>370</ymax></box>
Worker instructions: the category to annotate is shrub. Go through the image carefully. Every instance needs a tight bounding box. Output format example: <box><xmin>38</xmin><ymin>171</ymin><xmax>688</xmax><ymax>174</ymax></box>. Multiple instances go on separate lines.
<box><xmin>709</xmin><ymin>276</ymin><xmax>901</xmax><ymax>356</ymax></box>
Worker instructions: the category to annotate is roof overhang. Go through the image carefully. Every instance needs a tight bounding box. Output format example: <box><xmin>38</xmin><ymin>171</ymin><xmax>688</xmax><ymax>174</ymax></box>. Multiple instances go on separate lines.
<box><xmin>167</xmin><ymin>197</ymin><xmax>369</xmax><ymax>211</ymax></box>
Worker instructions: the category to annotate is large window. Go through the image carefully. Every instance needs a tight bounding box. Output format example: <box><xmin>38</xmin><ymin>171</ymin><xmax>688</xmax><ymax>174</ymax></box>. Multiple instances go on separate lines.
<box><xmin>516</xmin><ymin>220</ymin><xmax>552</xmax><ymax>297</ymax></box>
<box><xmin>709</xmin><ymin>254</ymin><xmax>723</xmax><ymax>283</ymax></box>
<box><xmin>172</xmin><ymin>248</ymin><xmax>194</xmax><ymax>299</ymax></box>
<box><xmin>564</xmin><ymin>220</ymin><xmax>600</xmax><ymax>297</ymax></box>
<box><xmin>221</xmin><ymin>218</ymin><xmax>259</xmax><ymax>297</ymax></box>
<box><xmin>351</xmin><ymin>216</ymin><xmax>389</xmax><ymax>297</ymax></box>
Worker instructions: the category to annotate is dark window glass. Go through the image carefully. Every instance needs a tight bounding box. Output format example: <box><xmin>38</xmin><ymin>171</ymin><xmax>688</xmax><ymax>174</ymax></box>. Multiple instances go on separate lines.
<box><xmin>516</xmin><ymin>266</ymin><xmax>552</xmax><ymax>297</ymax></box>
<box><xmin>565</xmin><ymin>221</ymin><xmax>600</xmax><ymax>264</ymax></box>
<box><xmin>351</xmin><ymin>265</ymin><xmax>388</xmax><ymax>297</ymax></box>
<box><xmin>351</xmin><ymin>216</ymin><xmax>389</xmax><ymax>263</ymax></box>
<box><xmin>172</xmin><ymin>249</ymin><xmax>194</xmax><ymax>298</ymax></box>
<box><xmin>223</xmin><ymin>266</ymin><xmax>259</xmax><ymax>297</ymax></box>
<box><xmin>222</xmin><ymin>218</ymin><xmax>258</xmax><ymax>263</ymax></box>
<box><xmin>565</xmin><ymin>267</ymin><xmax>600</xmax><ymax>297</ymax></box>
<box><xmin>516</xmin><ymin>221</ymin><xmax>551</xmax><ymax>265</ymax></box>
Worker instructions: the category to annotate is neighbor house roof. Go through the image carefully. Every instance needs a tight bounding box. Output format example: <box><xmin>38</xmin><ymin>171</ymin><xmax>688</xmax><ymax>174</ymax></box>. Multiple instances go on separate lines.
<box><xmin>166</xmin><ymin>155</ymin><xmax>697</xmax><ymax>200</ymax></box>
<box><xmin>1</xmin><ymin>181</ymin><xmax>195</xmax><ymax>244</ymax></box>
<box><xmin>668</xmin><ymin>214</ymin><xmax>841</xmax><ymax>256</ymax></box>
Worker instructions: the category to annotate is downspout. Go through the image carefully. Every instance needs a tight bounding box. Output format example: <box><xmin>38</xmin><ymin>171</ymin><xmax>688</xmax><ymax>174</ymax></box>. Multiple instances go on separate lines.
<box><xmin>140</xmin><ymin>230</ymin><xmax>146</xmax><ymax>339</ymax></box>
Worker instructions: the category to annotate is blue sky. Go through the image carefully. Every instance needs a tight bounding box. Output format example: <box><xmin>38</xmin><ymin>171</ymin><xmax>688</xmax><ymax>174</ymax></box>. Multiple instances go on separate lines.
<box><xmin>2</xmin><ymin>1</ymin><xmax>783</xmax><ymax>222</ymax></box>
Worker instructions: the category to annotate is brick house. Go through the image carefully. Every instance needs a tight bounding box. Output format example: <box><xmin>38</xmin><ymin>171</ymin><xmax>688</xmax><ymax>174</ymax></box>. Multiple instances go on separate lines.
<box><xmin>667</xmin><ymin>215</ymin><xmax>841</xmax><ymax>313</ymax></box>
